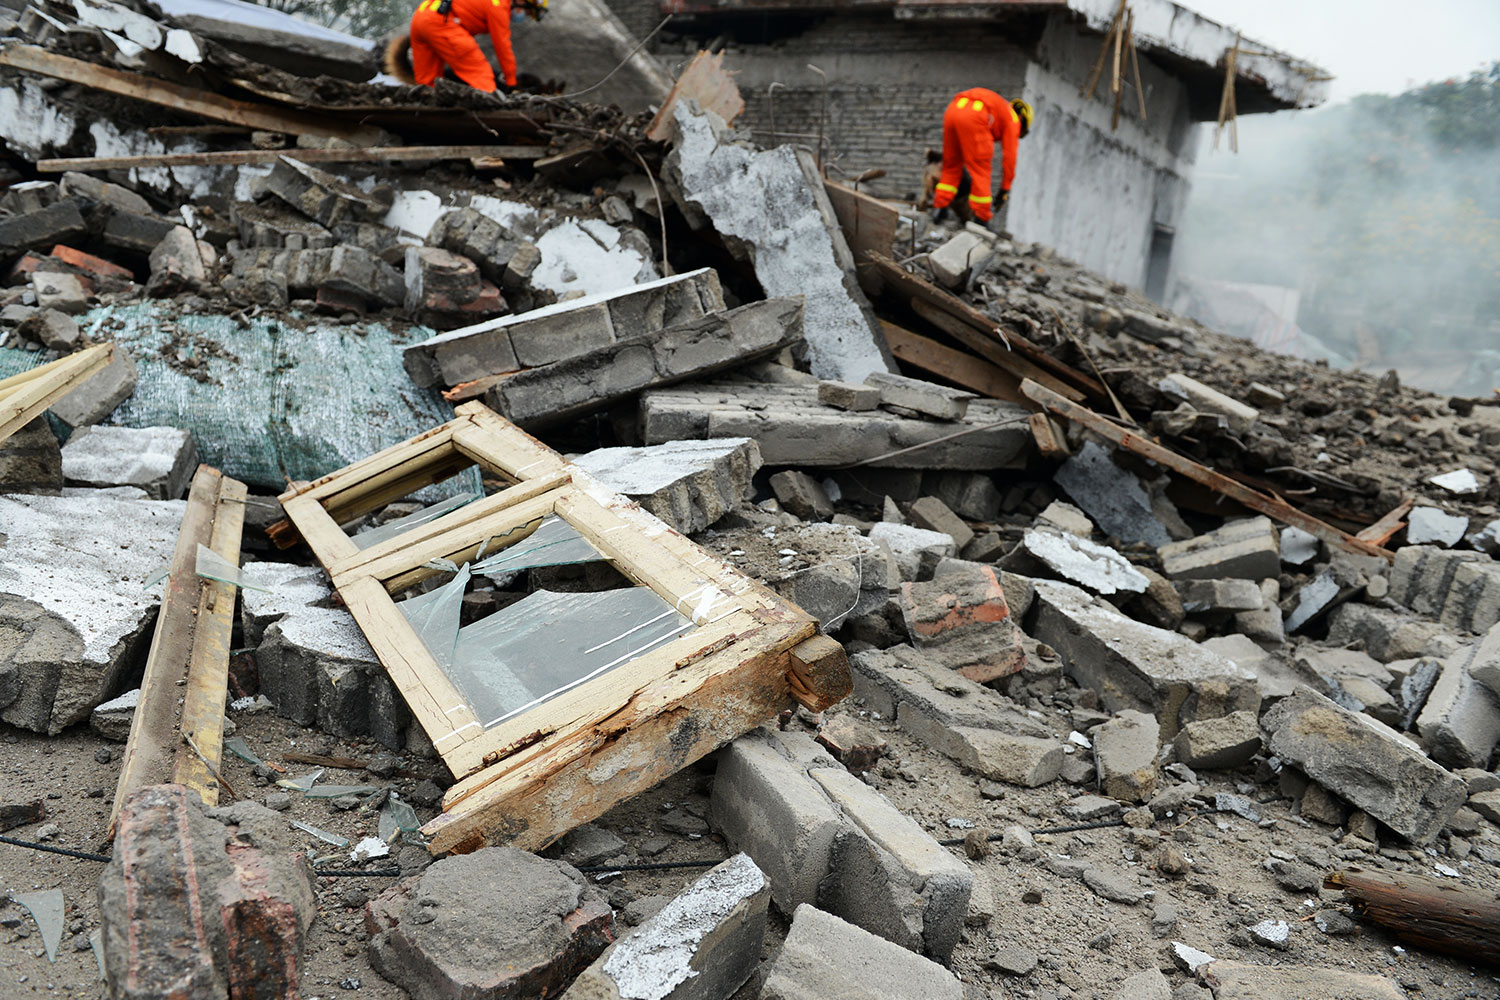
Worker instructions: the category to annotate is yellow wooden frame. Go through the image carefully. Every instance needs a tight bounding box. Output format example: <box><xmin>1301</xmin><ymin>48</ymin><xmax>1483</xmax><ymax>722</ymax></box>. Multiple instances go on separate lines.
<box><xmin>279</xmin><ymin>402</ymin><xmax>851</xmax><ymax>853</ymax></box>
<box><xmin>0</xmin><ymin>342</ymin><xmax>114</xmax><ymax>444</ymax></box>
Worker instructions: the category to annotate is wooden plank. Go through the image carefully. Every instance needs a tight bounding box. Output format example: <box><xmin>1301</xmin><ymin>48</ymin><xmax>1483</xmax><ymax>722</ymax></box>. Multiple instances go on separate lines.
<box><xmin>0</xmin><ymin>46</ymin><xmax>384</xmax><ymax>145</ymax></box>
<box><xmin>37</xmin><ymin>145</ymin><xmax>547</xmax><ymax>173</ymax></box>
<box><xmin>880</xmin><ymin>319</ymin><xmax>1024</xmax><ymax>403</ymax></box>
<box><xmin>787</xmin><ymin>633</ymin><xmax>853</xmax><ymax>711</ymax></box>
<box><xmin>910</xmin><ymin>298</ymin><xmax>1083</xmax><ymax>403</ymax></box>
<box><xmin>868</xmin><ymin>252</ymin><xmax>1107</xmax><ymax>400</ymax></box>
<box><xmin>172</xmin><ymin>476</ymin><xmax>247</xmax><ymax>804</ymax></box>
<box><xmin>1028</xmin><ymin>411</ymin><xmax>1070</xmax><ymax>459</ymax></box>
<box><xmin>1356</xmin><ymin>497</ymin><xmax>1415</xmax><ymax>546</ymax></box>
<box><xmin>110</xmin><ymin>466</ymin><xmax>222</xmax><ymax>831</ymax></box>
<box><xmin>823</xmin><ymin>181</ymin><xmax>897</xmax><ymax>296</ymax></box>
<box><xmin>281</xmin><ymin>424</ymin><xmax>456</xmax><ymax>505</ymax></box>
<box><xmin>442</xmin><ymin>372</ymin><xmax>515</xmax><ymax>403</ymax></box>
<box><xmin>1324</xmin><ymin>868</ymin><xmax>1500</xmax><ymax>965</ymax></box>
<box><xmin>425</xmin><ymin>620</ymin><xmax>813</xmax><ymax>854</ymax></box>
<box><xmin>279</xmin><ymin>495</ymin><xmax>361</xmax><ymax>566</ymax></box>
<box><xmin>452</xmin><ymin>402</ymin><xmax>569</xmax><ymax>480</ymax></box>
<box><xmin>0</xmin><ymin>343</ymin><xmax>113</xmax><ymax>444</ymax></box>
<box><xmin>646</xmin><ymin>50</ymin><xmax>745</xmax><ymax>143</ymax></box>
<box><xmin>1021</xmin><ymin>378</ymin><xmax>1395</xmax><ymax>561</ymax></box>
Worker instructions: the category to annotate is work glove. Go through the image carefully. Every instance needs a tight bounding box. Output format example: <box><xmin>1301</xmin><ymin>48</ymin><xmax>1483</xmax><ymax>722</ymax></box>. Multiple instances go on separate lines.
<box><xmin>930</xmin><ymin>207</ymin><xmax>950</xmax><ymax>225</ymax></box>
<box><xmin>998</xmin><ymin>189</ymin><xmax>1010</xmax><ymax>206</ymax></box>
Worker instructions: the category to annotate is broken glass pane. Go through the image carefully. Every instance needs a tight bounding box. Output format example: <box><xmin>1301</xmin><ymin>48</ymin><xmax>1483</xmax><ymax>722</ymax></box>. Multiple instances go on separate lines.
<box><xmin>223</xmin><ymin>736</ymin><xmax>263</xmax><ymax>766</ymax></box>
<box><xmin>196</xmin><ymin>544</ymin><xmax>272</xmax><ymax>593</ymax></box>
<box><xmin>89</xmin><ymin>929</ymin><xmax>105</xmax><ymax>980</ymax></box>
<box><xmin>379</xmin><ymin>794</ymin><xmax>422</xmax><ymax>842</ymax></box>
<box><xmin>141</xmin><ymin>563</ymin><xmax>169</xmax><ymax>589</ymax></box>
<box><xmin>397</xmin><ymin>564</ymin><xmax>470</xmax><ymax>669</ymax></box>
<box><xmin>290</xmin><ymin>819</ymin><xmax>349</xmax><ymax>848</ymax></box>
<box><xmin>446</xmin><ymin>587</ymin><xmax>694</xmax><ymax>729</ymax></box>
<box><xmin>276</xmin><ymin>768</ymin><xmax>324</xmax><ymax>791</ymax></box>
<box><xmin>352</xmin><ymin>492</ymin><xmax>479</xmax><ymax>550</ymax></box>
<box><xmin>470</xmin><ymin>516</ymin><xmax>605</xmax><ymax>577</ymax></box>
<box><xmin>13</xmin><ymin>889</ymin><xmax>63</xmax><ymax>963</ymax></box>
<box><xmin>305</xmin><ymin>784</ymin><xmax>381</xmax><ymax>799</ymax></box>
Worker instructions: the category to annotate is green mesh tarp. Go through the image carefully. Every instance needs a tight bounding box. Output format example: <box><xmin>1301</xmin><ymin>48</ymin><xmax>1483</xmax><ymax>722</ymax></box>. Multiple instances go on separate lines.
<box><xmin>1</xmin><ymin>303</ymin><xmax>477</xmax><ymax>494</ymax></box>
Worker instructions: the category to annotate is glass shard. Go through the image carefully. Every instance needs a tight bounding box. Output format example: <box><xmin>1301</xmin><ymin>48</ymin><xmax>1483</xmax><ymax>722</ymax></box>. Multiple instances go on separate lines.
<box><xmin>305</xmin><ymin>784</ymin><xmax>380</xmax><ymax>799</ymax></box>
<box><xmin>470</xmin><ymin>516</ymin><xmax>605</xmax><ymax>576</ymax></box>
<box><xmin>291</xmin><ymin>820</ymin><xmax>350</xmax><ymax>848</ymax></box>
<box><xmin>89</xmin><ymin>929</ymin><xmax>105</xmax><ymax>980</ymax></box>
<box><xmin>13</xmin><ymin>889</ymin><xmax>63</xmax><ymax>963</ymax></box>
<box><xmin>196</xmin><ymin>544</ymin><xmax>272</xmax><ymax>593</ymax></box>
<box><xmin>276</xmin><ymin>768</ymin><xmax>324</xmax><ymax>791</ymax></box>
<box><xmin>379</xmin><ymin>793</ymin><xmax>422</xmax><ymax>844</ymax></box>
<box><xmin>444</xmin><ymin>587</ymin><xmax>694</xmax><ymax>729</ymax></box>
<box><xmin>352</xmin><ymin>492</ymin><xmax>479</xmax><ymax>550</ymax></box>
<box><xmin>141</xmin><ymin>564</ymin><xmax>169</xmax><ymax>589</ymax></box>
<box><xmin>223</xmin><ymin>736</ymin><xmax>263</xmax><ymax>766</ymax></box>
<box><xmin>397</xmin><ymin>564</ymin><xmax>470</xmax><ymax>670</ymax></box>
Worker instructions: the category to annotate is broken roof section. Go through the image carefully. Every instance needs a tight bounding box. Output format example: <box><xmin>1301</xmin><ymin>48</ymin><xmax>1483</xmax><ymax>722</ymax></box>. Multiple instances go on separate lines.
<box><xmin>663</xmin><ymin>0</ymin><xmax>1329</xmax><ymax>113</ymax></box>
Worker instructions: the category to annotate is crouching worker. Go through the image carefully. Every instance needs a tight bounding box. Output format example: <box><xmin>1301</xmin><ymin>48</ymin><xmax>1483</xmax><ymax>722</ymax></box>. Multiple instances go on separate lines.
<box><xmin>931</xmin><ymin>88</ymin><xmax>1032</xmax><ymax>232</ymax></box>
<box><xmin>384</xmin><ymin>0</ymin><xmax>547</xmax><ymax>93</ymax></box>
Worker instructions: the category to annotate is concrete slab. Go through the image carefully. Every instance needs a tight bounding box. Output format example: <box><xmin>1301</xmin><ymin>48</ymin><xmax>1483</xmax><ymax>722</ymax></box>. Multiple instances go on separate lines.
<box><xmin>61</xmin><ymin>425</ymin><xmax>197</xmax><ymax>500</ymax></box>
<box><xmin>573</xmin><ymin>438</ymin><xmax>760</xmax><ymax>534</ymax></box>
<box><xmin>760</xmin><ymin>905</ymin><xmax>961</xmax><ymax>1000</ymax></box>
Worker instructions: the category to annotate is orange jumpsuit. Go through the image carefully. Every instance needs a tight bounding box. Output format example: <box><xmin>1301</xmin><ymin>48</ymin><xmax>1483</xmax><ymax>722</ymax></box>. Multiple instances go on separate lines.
<box><xmin>409</xmin><ymin>0</ymin><xmax>516</xmax><ymax>92</ymax></box>
<box><xmin>932</xmin><ymin>88</ymin><xmax>1021</xmax><ymax>223</ymax></box>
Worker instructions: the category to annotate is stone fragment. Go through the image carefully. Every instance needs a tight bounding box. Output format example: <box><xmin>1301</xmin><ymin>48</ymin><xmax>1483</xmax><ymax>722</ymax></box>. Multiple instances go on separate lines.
<box><xmin>1248</xmin><ymin>919</ymin><xmax>1289</xmax><ymax>949</ymax></box>
<box><xmin>367</xmin><ymin>847</ymin><xmax>612</xmax><ymax>1000</ymax></box>
<box><xmin>560</xmin><ymin>825</ymin><xmax>626</xmax><ymax>868</ymax></box>
<box><xmin>0</xmin><ymin>417</ymin><xmax>61</xmax><ymax>493</ymax></box>
<box><xmin>1158</xmin><ymin>373</ymin><xmax>1258</xmax><ymax>434</ymax></box>
<box><xmin>0</xmin><ymin>199</ymin><xmax>87</xmax><ymax>256</ymax></box>
<box><xmin>1260</xmin><ymin>686</ymin><xmax>1467</xmax><ymax>843</ymax></box>
<box><xmin>403</xmin><ymin>245</ymin><xmax>506</xmax><ymax>329</ymax></box>
<box><xmin>898</xmin><ymin>562</ymin><xmax>1025</xmax><ymax>682</ymax></box>
<box><xmin>1020</xmin><ymin>528</ymin><xmax>1148</xmax><ymax>595</ymax></box>
<box><xmin>1094</xmin><ymin>710</ymin><xmax>1159</xmax><ymax>802</ymax></box>
<box><xmin>60</xmin><ymin>425</ymin><xmax>197</xmax><ymax>500</ymax></box>
<box><xmin>1233</xmin><ymin>578</ymin><xmax>1284</xmax><ymax>645</ymax></box>
<box><xmin>907</xmin><ymin>496</ymin><xmax>973</xmax><ymax>551</ymax></box>
<box><xmin>865</xmin><ymin>372</ymin><xmax>975</xmax><ymax>422</ymax></box>
<box><xmin>1416</xmin><ymin>646</ymin><xmax>1500</xmax><ymax>769</ymax></box>
<box><xmin>1054</xmin><ymin>440</ymin><xmax>1179</xmax><ymax>547</ymax></box>
<box><xmin>100</xmin><ymin>786</ymin><xmax>316</xmax><ymax>1000</ymax></box>
<box><xmin>573</xmin><ymin>438</ymin><xmax>760</xmax><ymax>533</ymax></box>
<box><xmin>1158</xmin><ymin>516</ymin><xmax>1279</xmax><ymax>581</ymax></box>
<box><xmin>1280</xmin><ymin>526</ymin><xmax>1320</xmax><ymax>566</ymax></box>
<box><xmin>818</xmin><ymin>379</ymin><xmax>880</xmax><ymax>411</ymax></box>
<box><xmin>32</xmin><ymin>270</ymin><xmax>89</xmax><ymax>313</ymax></box>
<box><xmin>48</xmin><ymin>346</ymin><xmax>138</xmax><ymax>428</ymax></box>
<box><xmin>16</xmin><ymin>307</ymin><xmax>79</xmax><ymax>351</ymax></box>
<box><xmin>1470</xmin><ymin>789</ymin><xmax>1500</xmax><ymax>825</ymax></box>
<box><xmin>562</xmin><ymin>854</ymin><xmax>768</xmax><ymax>1000</ymax></box>
<box><xmin>1110</xmin><ymin>967</ymin><xmax>1171</xmax><ymax>1000</ymax></box>
<box><xmin>1172</xmin><ymin>710</ymin><xmax>1261</xmax><ymax>769</ymax></box>
<box><xmin>770</xmin><ymin>470</ymin><xmax>834</xmax><ymax>521</ymax></box>
<box><xmin>869</xmin><ymin>522</ymin><xmax>956</xmax><ymax>580</ymax></box>
<box><xmin>1029</xmin><ymin>578</ymin><xmax>1259</xmax><ymax>738</ymax></box>
<box><xmin>1082</xmin><ymin>864</ymin><xmax>1144</xmax><ymax>905</ymax></box>
<box><xmin>264</xmin><ymin>156</ymin><xmax>387</xmax><ymax>227</ymax></box>
<box><xmin>985</xmin><ymin>944</ymin><xmax>1037</xmax><ymax>976</ymax></box>
<box><xmin>1407</xmin><ymin>506</ymin><xmax>1469</xmax><ymax>547</ymax></box>
<box><xmin>145</xmin><ymin>225</ymin><xmax>209</xmax><ymax>295</ymax></box>
<box><xmin>815</xmin><ymin>715</ymin><xmax>888</xmax><ymax>773</ymax></box>
<box><xmin>89</xmin><ymin>687</ymin><xmax>137</xmax><ymax>741</ymax></box>
<box><xmin>701</xmin><ymin>522</ymin><xmax>894</xmax><ymax>629</ymax></box>
<box><xmin>1200</xmin><ymin>960</ymin><xmax>1406</xmax><ymax>1000</ymax></box>
<box><xmin>664</xmin><ymin>104</ymin><xmax>890</xmax><ymax>383</ymax></box>
<box><xmin>1036</xmin><ymin>500</ymin><xmax>1094</xmax><ymax>537</ymax></box>
<box><xmin>1326</xmin><ymin>603</ymin><xmax>1449</xmax><ymax>663</ymax></box>
<box><xmin>1298</xmin><ymin>782</ymin><xmax>1348</xmax><ymax>826</ymax></box>
<box><xmin>1170</xmin><ymin>941</ymin><xmax>1215</xmax><ymax>973</ymax></box>
<box><xmin>925</xmin><ymin>472</ymin><xmax>1002</xmax><ymax>522</ymax></box>
<box><xmin>1063</xmin><ymin>794</ymin><xmax>1120</xmax><ymax>820</ymax></box>
<box><xmin>1175</xmin><ymin>578</ymin><xmax>1262</xmax><ymax>613</ymax></box>
<box><xmin>927</xmin><ymin>231</ymin><xmax>989</xmax><ymax>288</ymax></box>
<box><xmin>759</xmin><ymin>905</ymin><xmax>961</xmax><ymax>1000</ymax></box>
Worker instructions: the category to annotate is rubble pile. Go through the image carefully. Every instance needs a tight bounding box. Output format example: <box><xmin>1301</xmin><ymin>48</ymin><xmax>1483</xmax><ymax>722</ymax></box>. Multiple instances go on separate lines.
<box><xmin>0</xmin><ymin>3</ymin><xmax>1499</xmax><ymax>999</ymax></box>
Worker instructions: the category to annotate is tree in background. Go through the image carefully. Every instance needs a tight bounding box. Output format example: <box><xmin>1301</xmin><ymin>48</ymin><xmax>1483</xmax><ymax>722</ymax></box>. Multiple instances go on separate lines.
<box><xmin>1178</xmin><ymin>63</ymin><xmax>1500</xmax><ymax>373</ymax></box>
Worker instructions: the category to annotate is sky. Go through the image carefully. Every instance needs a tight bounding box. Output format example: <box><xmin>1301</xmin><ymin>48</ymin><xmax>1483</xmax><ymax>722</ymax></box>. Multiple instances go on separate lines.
<box><xmin>1184</xmin><ymin>0</ymin><xmax>1500</xmax><ymax>103</ymax></box>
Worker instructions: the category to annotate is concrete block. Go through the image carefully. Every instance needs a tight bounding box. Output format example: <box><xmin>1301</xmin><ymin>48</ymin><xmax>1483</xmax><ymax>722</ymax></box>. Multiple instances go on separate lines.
<box><xmin>1416</xmin><ymin>649</ymin><xmax>1500</xmax><ymax>769</ymax></box>
<box><xmin>0</xmin><ymin>199</ymin><xmax>87</xmax><ymax>256</ymax></box>
<box><xmin>1094</xmin><ymin>709</ymin><xmax>1159</xmax><ymax>802</ymax></box>
<box><xmin>849</xmin><ymin>645</ymin><xmax>1057</xmax><ymax>785</ymax></box>
<box><xmin>1326</xmin><ymin>603</ymin><xmax>1450</xmax><ymax>662</ymax></box>
<box><xmin>1233</xmin><ymin>578</ymin><xmax>1284</xmax><ymax>645</ymax></box>
<box><xmin>1020</xmin><ymin>528</ymin><xmax>1148</xmax><ymax>595</ymax></box>
<box><xmin>59</xmin><ymin>170</ymin><xmax>150</xmax><ymax>217</ymax></box>
<box><xmin>1200</xmin><ymin>960</ymin><xmax>1406</xmax><ymax>1000</ymax></box>
<box><xmin>1172</xmin><ymin>710</ymin><xmax>1261</xmax><ymax>769</ymax></box>
<box><xmin>1175</xmin><ymin>578</ymin><xmax>1262</xmax><ymax>613</ymax></box>
<box><xmin>907</xmin><ymin>496</ymin><xmax>973</xmax><ymax>550</ymax></box>
<box><xmin>924</xmin><ymin>471</ymin><xmax>1001</xmax><ymax>522</ymax></box>
<box><xmin>643</xmin><ymin>382</ymin><xmax>1030</xmax><ymax>470</ymax></box>
<box><xmin>562</xmin><ymin>854</ymin><xmax>768</xmax><ymax>1000</ymax></box>
<box><xmin>818</xmin><ymin>379</ymin><xmax>880</xmax><ymax>411</ymax></box>
<box><xmin>898</xmin><ymin>562</ymin><xmax>1025</xmax><ymax>682</ymax></box>
<box><xmin>1029</xmin><ymin>578</ymin><xmax>1259</xmax><ymax>738</ymax></box>
<box><xmin>865</xmin><ymin>371</ymin><xmax>975</xmax><ymax>422</ymax></box>
<box><xmin>102</xmin><ymin>209</ymin><xmax>176</xmax><ymax>255</ymax></box>
<box><xmin>49</xmin><ymin>344</ymin><xmax>137</xmax><ymax>429</ymax></box>
<box><xmin>0</xmin><ymin>493</ymin><xmax>181</xmax><ymax>733</ymax></box>
<box><xmin>232</xmin><ymin>199</ymin><xmax>334</xmax><ymax>249</ymax></box>
<box><xmin>1036</xmin><ymin>500</ymin><xmax>1093</xmax><ymax>537</ymax></box>
<box><xmin>32</xmin><ymin>270</ymin><xmax>89</xmax><ymax>313</ymax></box>
<box><xmin>1389</xmin><ymin>546</ymin><xmax>1490</xmax><ymax>617</ymax></box>
<box><xmin>90</xmin><ymin>687</ymin><xmax>137</xmax><ymax>741</ymax></box>
<box><xmin>61</xmin><ymin>425</ymin><xmax>197</xmax><ymax>500</ymax></box>
<box><xmin>811</xmin><ymin>766</ymin><xmax>971</xmax><ymax>962</ymax></box>
<box><xmin>1261</xmin><ymin>687</ymin><xmax>1467</xmax><ymax>844</ymax></box>
<box><xmin>0</xmin><ymin>416</ymin><xmax>61</xmax><ymax>493</ymax></box>
<box><xmin>1441</xmin><ymin>559</ymin><xmax>1500</xmax><ymax>634</ymax></box>
<box><xmin>100</xmin><ymin>786</ymin><xmax>315</xmax><ymax>1000</ymax></box>
<box><xmin>145</xmin><ymin>225</ymin><xmax>209</xmax><ymax>296</ymax></box>
<box><xmin>869</xmin><ymin>522</ymin><xmax>957</xmax><ymax>580</ymax></box>
<box><xmin>1407</xmin><ymin>506</ymin><xmax>1469</xmax><ymax>547</ymax></box>
<box><xmin>760</xmin><ymin>905</ymin><xmax>961</xmax><ymax>1000</ymax></box>
<box><xmin>926</xmin><ymin>231</ymin><xmax>989</xmax><ymax>288</ymax></box>
<box><xmin>366</xmin><ymin>847</ymin><xmax>612</xmax><ymax>1000</ymax></box>
<box><xmin>573</xmin><ymin>437</ymin><xmax>760</xmax><ymax>533</ymax></box>
<box><xmin>1158</xmin><ymin>516</ymin><xmax>1280</xmax><ymax>581</ymax></box>
<box><xmin>663</xmin><ymin>104</ymin><xmax>890</xmax><ymax>383</ymax></box>
<box><xmin>710</xmin><ymin>728</ymin><xmax>845</xmax><ymax>914</ymax></box>
<box><xmin>491</xmin><ymin>298</ymin><xmax>803</xmax><ymax>428</ymax></box>
<box><xmin>263</xmin><ymin>155</ymin><xmax>387</xmax><ymax>227</ymax></box>
<box><xmin>1159</xmin><ymin>373</ymin><xmax>1258</xmax><ymax>434</ymax></box>
<box><xmin>770</xmin><ymin>469</ymin><xmax>834</xmax><ymax>521</ymax></box>
<box><xmin>1054</xmin><ymin>440</ymin><xmax>1183</xmax><ymax>547</ymax></box>
<box><xmin>16</xmin><ymin>308</ymin><xmax>80</xmax><ymax>351</ymax></box>
<box><xmin>1470</xmin><ymin>621</ymin><xmax>1500</xmax><ymax>699</ymax></box>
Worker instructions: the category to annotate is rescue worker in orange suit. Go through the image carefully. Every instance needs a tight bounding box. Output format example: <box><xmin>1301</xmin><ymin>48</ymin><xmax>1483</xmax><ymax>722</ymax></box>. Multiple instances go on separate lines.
<box><xmin>931</xmin><ymin>89</ymin><xmax>1032</xmax><ymax>231</ymax></box>
<box><xmin>384</xmin><ymin>0</ymin><xmax>546</xmax><ymax>93</ymax></box>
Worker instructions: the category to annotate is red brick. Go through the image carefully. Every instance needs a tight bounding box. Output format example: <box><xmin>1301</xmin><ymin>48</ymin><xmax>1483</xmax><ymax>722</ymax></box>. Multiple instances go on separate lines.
<box><xmin>50</xmin><ymin>243</ymin><xmax>135</xmax><ymax>281</ymax></box>
<box><xmin>899</xmin><ymin>563</ymin><xmax>1025</xmax><ymax>682</ymax></box>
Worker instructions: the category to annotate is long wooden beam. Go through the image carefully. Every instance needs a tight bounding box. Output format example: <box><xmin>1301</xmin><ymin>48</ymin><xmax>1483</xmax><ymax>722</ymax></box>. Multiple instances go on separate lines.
<box><xmin>0</xmin><ymin>343</ymin><xmax>113</xmax><ymax>444</ymax></box>
<box><xmin>1325</xmin><ymin>868</ymin><xmax>1500</xmax><ymax>965</ymax></box>
<box><xmin>38</xmin><ymin>145</ymin><xmax>547</xmax><ymax>173</ymax></box>
<box><xmin>0</xmin><ymin>45</ymin><xmax>383</xmax><ymax>145</ymax></box>
<box><xmin>880</xmin><ymin>319</ymin><xmax>1024</xmax><ymax>404</ymax></box>
<box><xmin>1020</xmin><ymin>378</ymin><xmax>1394</xmax><ymax>561</ymax></box>
<box><xmin>910</xmin><ymin>298</ymin><xmax>1082</xmax><ymax>403</ymax></box>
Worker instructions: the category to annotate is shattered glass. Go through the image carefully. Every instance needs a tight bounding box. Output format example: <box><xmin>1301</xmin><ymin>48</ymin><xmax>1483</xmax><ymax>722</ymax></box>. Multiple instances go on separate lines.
<box><xmin>276</xmin><ymin>768</ymin><xmax>324</xmax><ymax>791</ymax></box>
<box><xmin>305</xmin><ymin>784</ymin><xmax>380</xmax><ymax>799</ymax></box>
<box><xmin>195</xmin><ymin>544</ymin><xmax>272</xmax><ymax>593</ymax></box>
<box><xmin>223</xmin><ymin>736</ymin><xmax>264</xmax><ymax>766</ymax></box>
<box><xmin>291</xmin><ymin>820</ymin><xmax>349</xmax><ymax>848</ymax></box>
<box><xmin>13</xmin><ymin>889</ymin><xmax>63</xmax><ymax>963</ymax></box>
<box><xmin>469</xmin><ymin>516</ymin><xmax>605</xmax><ymax>576</ymax></box>
<box><xmin>451</xmin><ymin>587</ymin><xmax>694</xmax><ymax>729</ymax></box>
<box><xmin>352</xmin><ymin>492</ymin><xmax>479</xmax><ymax>549</ymax></box>
<box><xmin>397</xmin><ymin>564</ymin><xmax>470</xmax><ymax>669</ymax></box>
<box><xmin>379</xmin><ymin>794</ymin><xmax>422</xmax><ymax>843</ymax></box>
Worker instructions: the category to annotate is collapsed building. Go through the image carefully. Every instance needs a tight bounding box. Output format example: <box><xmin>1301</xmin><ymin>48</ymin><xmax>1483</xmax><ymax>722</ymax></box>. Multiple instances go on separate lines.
<box><xmin>0</xmin><ymin>1</ymin><xmax>1499</xmax><ymax>999</ymax></box>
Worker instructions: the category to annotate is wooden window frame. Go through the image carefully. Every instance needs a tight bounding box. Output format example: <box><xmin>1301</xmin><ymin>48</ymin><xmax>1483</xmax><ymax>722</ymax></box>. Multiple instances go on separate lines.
<box><xmin>279</xmin><ymin>402</ymin><xmax>850</xmax><ymax>853</ymax></box>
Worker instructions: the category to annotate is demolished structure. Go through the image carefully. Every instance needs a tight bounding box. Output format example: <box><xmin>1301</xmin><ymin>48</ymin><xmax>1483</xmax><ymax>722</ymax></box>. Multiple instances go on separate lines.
<box><xmin>1</xmin><ymin>1</ymin><xmax>1499</xmax><ymax>999</ymax></box>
